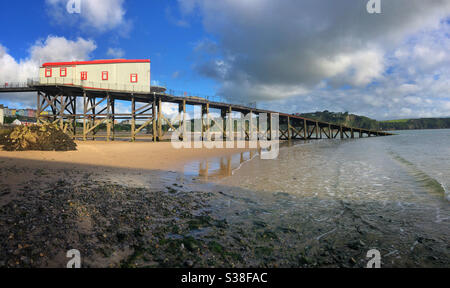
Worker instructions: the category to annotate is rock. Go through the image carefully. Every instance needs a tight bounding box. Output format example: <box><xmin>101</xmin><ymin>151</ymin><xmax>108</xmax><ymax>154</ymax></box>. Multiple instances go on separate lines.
<box><xmin>2</xmin><ymin>124</ymin><xmax>77</xmax><ymax>152</ymax></box>
<box><xmin>185</xmin><ymin>260</ymin><xmax>194</xmax><ymax>267</ymax></box>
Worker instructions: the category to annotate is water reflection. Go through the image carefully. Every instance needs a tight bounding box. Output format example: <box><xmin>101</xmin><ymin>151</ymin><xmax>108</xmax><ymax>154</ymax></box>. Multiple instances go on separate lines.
<box><xmin>184</xmin><ymin>150</ymin><xmax>258</xmax><ymax>180</ymax></box>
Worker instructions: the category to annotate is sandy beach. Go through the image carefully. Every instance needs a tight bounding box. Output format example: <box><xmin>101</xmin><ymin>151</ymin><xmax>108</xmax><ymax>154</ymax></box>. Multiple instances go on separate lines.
<box><xmin>0</xmin><ymin>141</ymin><xmax>256</xmax><ymax>172</ymax></box>
<box><xmin>0</xmin><ymin>138</ymin><xmax>448</xmax><ymax>268</ymax></box>
<box><xmin>0</xmin><ymin>141</ymin><xmax>261</xmax><ymax>268</ymax></box>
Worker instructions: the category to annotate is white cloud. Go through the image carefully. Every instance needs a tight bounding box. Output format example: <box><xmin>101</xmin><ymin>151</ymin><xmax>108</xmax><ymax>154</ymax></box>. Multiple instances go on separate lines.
<box><xmin>30</xmin><ymin>36</ymin><xmax>97</xmax><ymax>65</ymax></box>
<box><xmin>46</xmin><ymin>0</ymin><xmax>130</xmax><ymax>33</ymax></box>
<box><xmin>178</xmin><ymin>0</ymin><xmax>450</xmax><ymax>119</ymax></box>
<box><xmin>0</xmin><ymin>36</ymin><xmax>96</xmax><ymax>106</ymax></box>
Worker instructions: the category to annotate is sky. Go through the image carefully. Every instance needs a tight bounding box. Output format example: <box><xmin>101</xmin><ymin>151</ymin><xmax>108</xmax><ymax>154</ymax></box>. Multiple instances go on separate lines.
<box><xmin>0</xmin><ymin>0</ymin><xmax>449</xmax><ymax>120</ymax></box>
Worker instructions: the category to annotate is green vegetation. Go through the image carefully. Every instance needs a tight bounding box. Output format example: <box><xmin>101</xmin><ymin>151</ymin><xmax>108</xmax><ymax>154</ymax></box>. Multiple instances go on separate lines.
<box><xmin>298</xmin><ymin>111</ymin><xmax>450</xmax><ymax>131</ymax></box>
<box><xmin>379</xmin><ymin>118</ymin><xmax>450</xmax><ymax>130</ymax></box>
<box><xmin>299</xmin><ymin>111</ymin><xmax>380</xmax><ymax>130</ymax></box>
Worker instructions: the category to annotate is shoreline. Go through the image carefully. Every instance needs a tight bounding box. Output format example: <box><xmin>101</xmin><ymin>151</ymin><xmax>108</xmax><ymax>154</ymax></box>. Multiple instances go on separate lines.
<box><xmin>0</xmin><ymin>141</ymin><xmax>258</xmax><ymax>172</ymax></box>
<box><xmin>0</xmin><ymin>141</ymin><xmax>448</xmax><ymax>268</ymax></box>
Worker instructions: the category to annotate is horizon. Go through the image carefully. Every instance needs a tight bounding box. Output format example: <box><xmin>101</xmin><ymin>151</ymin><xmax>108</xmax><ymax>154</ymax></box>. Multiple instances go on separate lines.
<box><xmin>0</xmin><ymin>0</ymin><xmax>449</xmax><ymax>121</ymax></box>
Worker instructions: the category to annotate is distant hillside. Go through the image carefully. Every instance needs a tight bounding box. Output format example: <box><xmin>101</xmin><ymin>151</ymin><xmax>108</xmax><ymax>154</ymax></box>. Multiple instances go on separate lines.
<box><xmin>298</xmin><ymin>111</ymin><xmax>380</xmax><ymax>130</ymax></box>
<box><xmin>379</xmin><ymin>118</ymin><xmax>450</xmax><ymax>130</ymax></box>
<box><xmin>298</xmin><ymin>111</ymin><xmax>450</xmax><ymax>131</ymax></box>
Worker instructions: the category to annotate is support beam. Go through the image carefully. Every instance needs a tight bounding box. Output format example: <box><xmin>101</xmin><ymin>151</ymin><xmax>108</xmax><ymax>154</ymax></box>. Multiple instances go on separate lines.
<box><xmin>72</xmin><ymin>96</ymin><xmax>77</xmax><ymax>139</ymax></box>
<box><xmin>303</xmin><ymin>119</ymin><xmax>307</xmax><ymax>140</ymax></box>
<box><xmin>228</xmin><ymin>107</ymin><xmax>233</xmax><ymax>141</ymax></box>
<box><xmin>111</xmin><ymin>98</ymin><xmax>115</xmax><ymax>141</ymax></box>
<box><xmin>315</xmin><ymin>121</ymin><xmax>319</xmax><ymax>139</ymax></box>
<box><xmin>157</xmin><ymin>97</ymin><xmax>162</xmax><ymax>141</ymax></box>
<box><xmin>131</xmin><ymin>95</ymin><xmax>136</xmax><ymax>141</ymax></box>
<box><xmin>106</xmin><ymin>93</ymin><xmax>111</xmax><ymax>142</ymax></box>
<box><xmin>179</xmin><ymin>100</ymin><xmax>187</xmax><ymax>141</ymax></box>
<box><xmin>83</xmin><ymin>91</ymin><xmax>87</xmax><ymax>141</ymax></box>
<box><xmin>152</xmin><ymin>98</ymin><xmax>157</xmax><ymax>142</ymax></box>
<box><xmin>287</xmin><ymin>116</ymin><xmax>291</xmax><ymax>140</ymax></box>
<box><xmin>205</xmin><ymin>103</ymin><xmax>210</xmax><ymax>141</ymax></box>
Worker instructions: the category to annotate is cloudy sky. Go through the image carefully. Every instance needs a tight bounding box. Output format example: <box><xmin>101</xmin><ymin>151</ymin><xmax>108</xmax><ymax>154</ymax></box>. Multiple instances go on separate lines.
<box><xmin>0</xmin><ymin>0</ymin><xmax>449</xmax><ymax>120</ymax></box>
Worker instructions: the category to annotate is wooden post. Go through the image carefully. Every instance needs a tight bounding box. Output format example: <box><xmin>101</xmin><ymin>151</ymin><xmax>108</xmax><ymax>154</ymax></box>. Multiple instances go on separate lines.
<box><xmin>111</xmin><ymin>98</ymin><xmax>115</xmax><ymax>141</ymax></box>
<box><xmin>205</xmin><ymin>103</ymin><xmax>210</xmax><ymax>141</ymax></box>
<box><xmin>340</xmin><ymin>125</ymin><xmax>343</xmax><ymax>139</ymax></box>
<box><xmin>316</xmin><ymin>121</ymin><xmax>319</xmax><ymax>139</ymax></box>
<box><xmin>152</xmin><ymin>98</ymin><xmax>156</xmax><ymax>142</ymax></box>
<box><xmin>36</xmin><ymin>92</ymin><xmax>41</xmax><ymax>125</ymax></box>
<box><xmin>287</xmin><ymin>116</ymin><xmax>291</xmax><ymax>140</ymax></box>
<box><xmin>131</xmin><ymin>95</ymin><xmax>136</xmax><ymax>141</ymax></box>
<box><xmin>83</xmin><ymin>91</ymin><xmax>87</xmax><ymax>141</ymax></box>
<box><xmin>228</xmin><ymin>107</ymin><xmax>233</xmax><ymax>141</ymax></box>
<box><xmin>182</xmin><ymin>100</ymin><xmax>187</xmax><ymax>140</ymax></box>
<box><xmin>269</xmin><ymin>113</ymin><xmax>272</xmax><ymax>140</ymax></box>
<box><xmin>351</xmin><ymin>128</ymin><xmax>354</xmax><ymax>139</ymax></box>
<box><xmin>201</xmin><ymin>105</ymin><xmax>205</xmax><ymax>140</ymax></box>
<box><xmin>157</xmin><ymin>97</ymin><xmax>162</xmax><ymax>141</ymax></box>
<box><xmin>106</xmin><ymin>93</ymin><xmax>111</xmax><ymax>142</ymax></box>
<box><xmin>256</xmin><ymin>112</ymin><xmax>260</xmax><ymax>140</ymax></box>
<box><xmin>303</xmin><ymin>119</ymin><xmax>307</xmax><ymax>140</ymax></box>
<box><xmin>72</xmin><ymin>96</ymin><xmax>77</xmax><ymax>139</ymax></box>
<box><xmin>91</xmin><ymin>97</ymin><xmax>95</xmax><ymax>140</ymax></box>
<box><xmin>221</xmin><ymin>108</ymin><xmax>227</xmax><ymax>140</ymax></box>
<box><xmin>250</xmin><ymin>110</ymin><xmax>254</xmax><ymax>140</ymax></box>
<box><xmin>59</xmin><ymin>94</ymin><xmax>64</xmax><ymax>130</ymax></box>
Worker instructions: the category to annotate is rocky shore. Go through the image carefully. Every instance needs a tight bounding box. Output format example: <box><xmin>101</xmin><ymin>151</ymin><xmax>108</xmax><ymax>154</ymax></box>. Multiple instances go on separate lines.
<box><xmin>0</xmin><ymin>151</ymin><xmax>448</xmax><ymax>268</ymax></box>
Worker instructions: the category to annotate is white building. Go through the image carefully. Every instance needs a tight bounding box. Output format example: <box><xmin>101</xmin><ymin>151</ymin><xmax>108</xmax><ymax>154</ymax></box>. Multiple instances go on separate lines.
<box><xmin>39</xmin><ymin>59</ymin><xmax>151</xmax><ymax>93</ymax></box>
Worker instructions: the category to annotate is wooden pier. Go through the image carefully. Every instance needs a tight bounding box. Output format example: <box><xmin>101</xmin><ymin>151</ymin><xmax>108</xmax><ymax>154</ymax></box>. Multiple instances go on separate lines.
<box><xmin>0</xmin><ymin>82</ymin><xmax>393</xmax><ymax>141</ymax></box>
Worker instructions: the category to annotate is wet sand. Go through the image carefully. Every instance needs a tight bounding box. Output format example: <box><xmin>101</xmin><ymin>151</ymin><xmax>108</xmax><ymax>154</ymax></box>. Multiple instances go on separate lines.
<box><xmin>0</xmin><ymin>141</ymin><xmax>256</xmax><ymax>172</ymax></box>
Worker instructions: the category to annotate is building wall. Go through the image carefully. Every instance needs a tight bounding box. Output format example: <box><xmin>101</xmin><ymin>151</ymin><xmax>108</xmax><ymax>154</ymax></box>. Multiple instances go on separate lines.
<box><xmin>39</xmin><ymin>60</ymin><xmax>151</xmax><ymax>93</ymax></box>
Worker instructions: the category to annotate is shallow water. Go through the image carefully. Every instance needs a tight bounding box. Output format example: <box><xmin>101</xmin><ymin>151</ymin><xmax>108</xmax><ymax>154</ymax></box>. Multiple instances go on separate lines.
<box><xmin>186</xmin><ymin>130</ymin><xmax>450</xmax><ymax>203</ymax></box>
<box><xmin>181</xmin><ymin>129</ymin><xmax>450</xmax><ymax>267</ymax></box>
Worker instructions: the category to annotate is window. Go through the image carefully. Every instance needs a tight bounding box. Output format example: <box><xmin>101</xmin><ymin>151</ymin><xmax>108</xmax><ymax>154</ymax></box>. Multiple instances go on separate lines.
<box><xmin>45</xmin><ymin>68</ymin><xmax>52</xmax><ymax>78</ymax></box>
<box><xmin>81</xmin><ymin>71</ymin><xmax>88</xmax><ymax>81</ymax></box>
<box><xmin>102</xmin><ymin>71</ymin><xmax>108</xmax><ymax>81</ymax></box>
<box><xmin>130</xmin><ymin>73</ymin><xmax>138</xmax><ymax>83</ymax></box>
<box><xmin>60</xmin><ymin>67</ymin><xmax>67</xmax><ymax>77</ymax></box>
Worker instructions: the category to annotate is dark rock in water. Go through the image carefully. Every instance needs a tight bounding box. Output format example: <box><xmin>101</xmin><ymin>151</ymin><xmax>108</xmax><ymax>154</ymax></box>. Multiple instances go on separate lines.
<box><xmin>2</xmin><ymin>124</ymin><xmax>77</xmax><ymax>152</ymax></box>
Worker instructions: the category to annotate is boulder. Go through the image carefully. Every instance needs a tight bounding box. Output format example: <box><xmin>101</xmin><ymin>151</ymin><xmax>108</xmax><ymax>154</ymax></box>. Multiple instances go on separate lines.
<box><xmin>2</xmin><ymin>124</ymin><xmax>77</xmax><ymax>151</ymax></box>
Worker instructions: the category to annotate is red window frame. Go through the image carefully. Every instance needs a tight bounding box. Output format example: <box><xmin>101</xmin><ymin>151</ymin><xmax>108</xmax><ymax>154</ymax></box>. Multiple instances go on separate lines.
<box><xmin>102</xmin><ymin>71</ymin><xmax>108</xmax><ymax>81</ymax></box>
<box><xmin>45</xmin><ymin>68</ymin><xmax>52</xmax><ymax>78</ymax></box>
<box><xmin>60</xmin><ymin>67</ymin><xmax>67</xmax><ymax>77</ymax></box>
<box><xmin>81</xmin><ymin>71</ymin><xmax>88</xmax><ymax>81</ymax></box>
<box><xmin>130</xmin><ymin>73</ymin><xmax>138</xmax><ymax>83</ymax></box>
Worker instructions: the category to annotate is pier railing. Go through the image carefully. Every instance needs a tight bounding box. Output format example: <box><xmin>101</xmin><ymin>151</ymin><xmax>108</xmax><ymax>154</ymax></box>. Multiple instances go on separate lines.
<box><xmin>1</xmin><ymin>78</ymin><xmax>257</xmax><ymax>109</ymax></box>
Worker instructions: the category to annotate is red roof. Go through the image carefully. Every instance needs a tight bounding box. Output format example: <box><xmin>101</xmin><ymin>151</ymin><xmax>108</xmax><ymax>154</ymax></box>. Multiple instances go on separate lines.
<box><xmin>42</xmin><ymin>59</ymin><xmax>150</xmax><ymax>67</ymax></box>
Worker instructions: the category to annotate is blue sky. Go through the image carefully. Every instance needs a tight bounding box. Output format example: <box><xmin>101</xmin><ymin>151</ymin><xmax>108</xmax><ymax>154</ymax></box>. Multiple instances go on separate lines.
<box><xmin>0</xmin><ymin>0</ymin><xmax>216</xmax><ymax>95</ymax></box>
<box><xmin>0</xmin><ymin>0</ymin><xmax>449</xmax><ymax>120</ymax></box>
